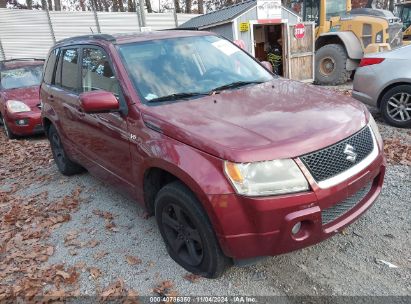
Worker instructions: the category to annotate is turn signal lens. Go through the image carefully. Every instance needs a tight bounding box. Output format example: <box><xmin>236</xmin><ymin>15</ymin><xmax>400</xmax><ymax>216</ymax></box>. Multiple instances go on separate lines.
<box><xmin>359</xmin><ymin>58</ymin><xmax>385</xmax><ymax>67</ymax></box>
<box><xmin>224</xmin><ymin>162</ymin><xmax>244</xmax><ymax>183</ymax></box>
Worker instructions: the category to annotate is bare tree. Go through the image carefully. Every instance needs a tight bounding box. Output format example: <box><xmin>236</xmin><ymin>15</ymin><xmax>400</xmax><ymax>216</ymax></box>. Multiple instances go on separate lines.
<box><xmin>79</xmin><ymin>0</ymin><xmax>86</xmax><ymax>10</ymax></box>
<box><xmin>198</xmin><ymin>0</ymin><xmax>203</xmax><ymax>14</ymax></box>
<box><xmin>174</xmin><ymin>0</ymin><xmax>181</xmax><ymax>13</ymax></box>
<box><xmin>54</xmin><ymin>0</ymin><xmax>61</xmax><ymax>10</ymax></box>
<box><xmin>26</xmin><ymin>0</ymin><xmax>33</xmax><ymax>9</ymax></box>
<box><xmin>47</xmin><ymin>0</ymin><xmax>53</xmax><ymax>10</ymax></box>
<box><xmin>113</xmin><ymin>0</ymin><xmax>119</xmax><ymax>11</ymax></box>
<box><xmin>145</xmin><ymin>0</ymin><xmax>152</xmax><ymax>12</ymax></box>
<box><xmin>118</xmin><ymin>0</ymin><xmax>125</xmax><ymax>11</ymax></box>
<box><xmin>388</xmin><ymin>0</ymin><xmax>395</xmax><ymax>11</ymax></box>
<box><xmin>41</xmin><ymin>0</ymin><xmax>47</xmax><ymax>10</ymax></box>
<box><xmin>128</xmin><ymin>0</ymin><xmax>135</xmax><ymax>11</ymax></box>
<box><xmin>0</xmin><ymin>0</ymin><xmax>7</xmax><ymax>7</ymax></box>
<box><xmin>185</xmin><ymin>0</ymin><xmax>191</xmax><ymax>12</ymax></box>
<box><xmin>101</xmin><ymin>0</ymin><xmax>110</xmax><ymax>11</ymax></box>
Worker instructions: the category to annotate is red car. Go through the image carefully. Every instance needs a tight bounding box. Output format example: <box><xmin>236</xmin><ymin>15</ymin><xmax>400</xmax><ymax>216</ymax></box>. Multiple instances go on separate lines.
<box><xmin>40</xmin><ymin>32</ymin><xmax>386</xmax><ymax>278</ymax></box>
<box><xmin>0</xmin><ymin>59</ymin><xmax>44</xmax><ymax>139</ymax></box>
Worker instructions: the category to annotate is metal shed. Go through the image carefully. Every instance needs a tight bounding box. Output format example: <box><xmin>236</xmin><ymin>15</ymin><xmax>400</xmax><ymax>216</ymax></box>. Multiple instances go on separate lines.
<box><xmin>179</xmin><ymin>0</ymin><xmax>315</xmax><ymax>82</ymax></box>
<box><xmin>179</xmin><ymin>0</ymin><xmax>301</xmax><ymax>54</ymax></box>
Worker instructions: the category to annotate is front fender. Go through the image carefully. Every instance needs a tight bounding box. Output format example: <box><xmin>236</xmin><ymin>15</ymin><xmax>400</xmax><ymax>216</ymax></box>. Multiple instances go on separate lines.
<box><xmin>132</xmin><ymin>131</ymin><xmax>235</xmax><ymax>235</ymax></box>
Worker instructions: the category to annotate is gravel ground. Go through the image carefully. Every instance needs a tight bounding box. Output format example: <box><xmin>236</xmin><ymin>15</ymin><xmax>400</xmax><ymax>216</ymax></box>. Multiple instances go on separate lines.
<box><xmin>1</xmin><ymin>84</ymin><xmax>410</xmax><ymax>300</ymax></box>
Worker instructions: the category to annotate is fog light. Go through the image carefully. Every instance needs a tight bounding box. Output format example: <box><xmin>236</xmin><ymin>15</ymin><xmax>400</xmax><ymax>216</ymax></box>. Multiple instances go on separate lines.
<box><xmin>291</xmin><ymin>222</ymin><xmax>302</xmax><ymax>235</ymax></box>
<box><xmin>16</xmin><ymin>119</ymin><xmax>28</xmax><ymax>126</ymax></box>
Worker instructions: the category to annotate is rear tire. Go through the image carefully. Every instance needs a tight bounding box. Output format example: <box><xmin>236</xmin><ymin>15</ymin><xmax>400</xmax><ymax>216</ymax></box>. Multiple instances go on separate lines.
<box><xmin>155</xmin><ymin>181</ymin><xmax>231</xmax><ymax>278</ymax></box>
<box><xmin>0</xmin><ymin>114</ymin><xmax>16</xmax><ymax>139</ymax></box>
<box><xmin>380</xmin><ymin>85</ymin><xmax>411</xmax><ymax>128</ymax></box>
<box><xmin>48</xmin><ymin>124</ymin><xmax>84</xmax><ymax>175</ymax></box>
<box><xmin>315</xmin><ymin>44</ymin><xmax>351</xmax><ymax>86</ymax></box>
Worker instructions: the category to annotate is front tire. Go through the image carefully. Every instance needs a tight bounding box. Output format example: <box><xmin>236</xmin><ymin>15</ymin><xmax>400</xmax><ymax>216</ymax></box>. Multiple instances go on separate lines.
<box><xmin>48</xmin><ymin>124</ymin><xmax>84</xmax><ymax>175</ymax></box>
<box><xmin>155</xmin><ymin>181</ymin><xmax>231</xmax><ymax>278</ymax></box>
<box><xmin>315</xmin><ymin>44</ymin><xmax>351</xmax><ymax>86</ymax></box>
<box><xmin>380</xmin><ymin>85</ymin><xmax>411</xmax><ymax>128</ymax></box>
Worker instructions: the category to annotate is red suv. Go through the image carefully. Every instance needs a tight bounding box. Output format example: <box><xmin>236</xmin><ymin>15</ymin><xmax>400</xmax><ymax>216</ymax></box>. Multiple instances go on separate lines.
<box><xmin>40</xmin><ymin>32</ymin><xmax>386</xmax><ymax>278</ymax></box>
<box><xmin>0</xmin><ymin>59</ymin><xmax>44</xmax><ymax>139</ymax></box>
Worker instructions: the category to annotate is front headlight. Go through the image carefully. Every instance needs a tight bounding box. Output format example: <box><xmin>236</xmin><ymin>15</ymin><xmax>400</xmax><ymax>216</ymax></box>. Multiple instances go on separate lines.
<box><xmin>6</xmin><ymin>100</ymin><xmax>31</xmax><ymax>113</ymax></box>
<box><xmin>224</xmin><ymin>159</ymin><xmax>309</xmax><ymax>196</ymax></box>
<box><xmin>368</xmin><ymin>115</ymin><xmax>383</xmax><ymax>149</ymax></box>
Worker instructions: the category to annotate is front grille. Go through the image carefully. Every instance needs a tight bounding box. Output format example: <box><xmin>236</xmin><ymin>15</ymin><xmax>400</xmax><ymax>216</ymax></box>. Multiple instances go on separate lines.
<box><xmin>300</xmin><ymin>127</ymin><xmax>374</xmax><ymax>182</ymax></box>
<box><xmin>322</xmin><ymin>182</ymin><xmax>372</xmax><ymax>225</ymax></box>
<box><xmin>388</xmin><ymin>23</ymin><xmax>403</xmax><ymax>48</ymax></box>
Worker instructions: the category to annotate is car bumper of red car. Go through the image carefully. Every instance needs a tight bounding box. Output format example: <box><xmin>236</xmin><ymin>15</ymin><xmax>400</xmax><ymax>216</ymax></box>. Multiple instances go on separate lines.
<box><xmin>210</xmin><ymin>152</ymin><xmax>386</xmax><ymax>260</ymax></box>
<box><xmin>4</xmin><ymin>110</ymin><xmax>43</xmax><ymax>136</ymax></box>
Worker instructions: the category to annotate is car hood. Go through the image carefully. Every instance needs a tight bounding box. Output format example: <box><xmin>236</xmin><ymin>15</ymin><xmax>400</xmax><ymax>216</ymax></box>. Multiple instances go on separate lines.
<box><xmin>141</xmin><ymin>79</ymin><xmax>369</xmax><ymax>163</ymax></box>
<box><xmin>2</xmin><ymin>86</ymin><xmax>41</xmax><ymax>108</ymax></box>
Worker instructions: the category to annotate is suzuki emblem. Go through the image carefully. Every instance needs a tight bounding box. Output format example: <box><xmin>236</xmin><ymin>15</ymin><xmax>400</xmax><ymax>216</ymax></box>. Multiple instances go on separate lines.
<box><xmin>344</xmin><ymin>144</ymin><xmax>357</xmax><ymax>163</ymax></box>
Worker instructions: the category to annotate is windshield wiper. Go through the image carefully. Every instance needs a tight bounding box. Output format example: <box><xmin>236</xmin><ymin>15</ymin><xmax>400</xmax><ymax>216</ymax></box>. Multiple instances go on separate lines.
<box><xmin>148</xmin><ymin>92</ymin><xmax>209</xmax><ymax>103</ymax></box>
<box><xmin>209</xmin><ymin>80</ymin><xmax>264</xmax><ymax>94</ymax></box>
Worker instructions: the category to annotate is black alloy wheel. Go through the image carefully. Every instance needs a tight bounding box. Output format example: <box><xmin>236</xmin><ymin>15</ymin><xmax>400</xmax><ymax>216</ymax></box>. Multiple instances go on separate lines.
<box><xmin>155</xmin><ymin>181</ymin><xmax>230</xmax><ymax>278</ymax></box>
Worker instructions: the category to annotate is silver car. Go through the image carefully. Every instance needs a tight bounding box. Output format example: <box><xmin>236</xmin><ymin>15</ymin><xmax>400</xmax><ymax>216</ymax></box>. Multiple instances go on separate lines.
<box><xmin>353</xmin><ymin>45</ymin><xmax>411</xmax><ymax>128</ymax></box>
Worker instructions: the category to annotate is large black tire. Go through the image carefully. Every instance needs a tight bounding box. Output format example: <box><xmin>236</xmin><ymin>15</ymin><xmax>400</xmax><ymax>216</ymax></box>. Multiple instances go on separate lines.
<box><xmin>315</xmin><ymin>44</ymin><xmax>351</xmax><ymax>86</ymax></box>
<box><xmin>48</xmin><ymin>124</ymin><xmax>84</xmax><ymax>175</ymax></box>
<box><xmin>0</xmin><ymin>114</ymin><xmax>16</xmax><ymax>139</ymax></box>
<box><xmin>380</xmin><ymin>85</ymin><xmax>411</xmax><ymax>128</ymax></box>
<box><xmin>155</xmin><ymin>181</ymin><xmax>231</xmax><ymax>278</ymax></box>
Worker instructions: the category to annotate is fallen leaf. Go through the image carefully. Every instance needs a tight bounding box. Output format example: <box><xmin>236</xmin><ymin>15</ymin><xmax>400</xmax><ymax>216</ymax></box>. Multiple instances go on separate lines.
<box><xmin>89</xmin><ymin>267</ymin><xmax>102</xmax><ymax>279</ymax></box>
<box><xmin>93</xmin><ymin>251</ymin><xmax>108</xmax><ymax>260</ymax></box>
<box><xmin>183</xmin><ymin>273</ymin><xmax>202</xmax><ymax>283</ymax></box>
<box><xmin>126</xmin><ymin>255</ymin><xmax>142</xmax><ymax>265</ymax></box>
<box><xmin>87</xmin><ymin>240</ymin><xmax>100</xmax><ymax>248</ymax></box>
<box><xmin>56</xmin><ymin>270</ymin><xmax>71</xmax><ymax>280</ymax></box>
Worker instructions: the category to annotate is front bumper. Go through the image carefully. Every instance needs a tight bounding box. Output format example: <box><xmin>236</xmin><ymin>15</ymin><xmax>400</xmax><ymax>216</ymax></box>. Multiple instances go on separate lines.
<box><xmin>211</xmin><ymin>151</ymin><xmax>386</xmax><ymax>260</ymax></box>
<box><xmin>4</xmin><ymin>110</ymin><xmax>43</xmax><ymax>136</ymax></box>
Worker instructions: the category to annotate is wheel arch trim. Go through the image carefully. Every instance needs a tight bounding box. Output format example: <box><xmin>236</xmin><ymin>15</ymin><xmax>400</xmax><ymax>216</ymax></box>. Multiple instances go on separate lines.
<box><xmin>377</xmin><ymin>80</ymin><xmax>411</xmax><ymax>108</ymax></box>
<box><xmin>317</xmin><ymin>32</ymin><xmax>363</xmax><ymax>59</ymax></box>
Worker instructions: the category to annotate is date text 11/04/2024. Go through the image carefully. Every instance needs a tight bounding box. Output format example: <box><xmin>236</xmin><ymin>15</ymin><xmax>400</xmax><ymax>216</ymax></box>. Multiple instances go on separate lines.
<box><xmin>149</xmin><ymin>296</ymin><xmax>257</xmax><ymax>303</ymax></box>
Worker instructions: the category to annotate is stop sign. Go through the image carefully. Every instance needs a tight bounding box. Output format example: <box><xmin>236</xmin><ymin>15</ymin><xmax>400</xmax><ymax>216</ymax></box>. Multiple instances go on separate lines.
<box><xmin>294</xmin><ymin>23</ymin><xmax>306</xmax><ymax>39</ymax></box>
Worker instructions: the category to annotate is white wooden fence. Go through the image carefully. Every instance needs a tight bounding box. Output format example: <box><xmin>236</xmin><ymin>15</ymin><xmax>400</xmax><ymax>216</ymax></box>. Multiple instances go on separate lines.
<box><xmin>0</xmin><ymin>9</ymin><xmax>198</xmax><ymax>60</ymax></box>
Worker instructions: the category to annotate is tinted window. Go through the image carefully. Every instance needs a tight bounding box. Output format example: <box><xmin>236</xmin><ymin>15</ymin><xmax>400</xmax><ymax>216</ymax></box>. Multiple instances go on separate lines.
<box><xmin>44</xmin><ymin>48</ymin><xmax>59</xmax><ymax>85</ymax></box>
<box><xmin>0</xmin><ymin>65</ymin><xmax>43</xmax><ymax>90</ymax></box>
<box><xmin>55</xmin><ymin>54</ymin><xmax>62</xmax><ymax>86</ymax></box>
<box><xmin>61</xmin><ymin>48</ymin><xmax>79</xmax><ymax>91</ymax></box>
<box><xmin>81</xmin><ymin>48</ymin><xmax>119</xmax><ymax>96</ymax></box>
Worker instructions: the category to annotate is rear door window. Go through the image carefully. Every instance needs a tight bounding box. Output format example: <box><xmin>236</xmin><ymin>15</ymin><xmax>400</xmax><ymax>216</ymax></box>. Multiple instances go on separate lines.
<box><xmin>60</xmin><ymin>48</ymin><xmax>79</xmax><ymax>92</ymax></box>
<box><xmin>44</xmin><ymin>48</ymin><xmax>59</xmax><ymax>85</ymax></box>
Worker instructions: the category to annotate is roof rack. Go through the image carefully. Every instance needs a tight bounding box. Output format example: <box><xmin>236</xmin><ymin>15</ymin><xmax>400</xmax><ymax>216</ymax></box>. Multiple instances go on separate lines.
<box><xmin>55</xmin><ymin>34</ymin><xmax>116</xmax><ymax>45</ymax></box>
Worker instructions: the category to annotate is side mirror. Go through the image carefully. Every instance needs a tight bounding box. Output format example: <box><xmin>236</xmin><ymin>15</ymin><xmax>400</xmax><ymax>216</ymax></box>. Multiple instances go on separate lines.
<box><xmin>79</xmin><ymin>90</ymin><xmax>119</xmax><ymax>113</ymax></box>
<box><xmin>261</xmin><ymin>61</ymin><xmax>273</xmax><ymax>73</ymax></box>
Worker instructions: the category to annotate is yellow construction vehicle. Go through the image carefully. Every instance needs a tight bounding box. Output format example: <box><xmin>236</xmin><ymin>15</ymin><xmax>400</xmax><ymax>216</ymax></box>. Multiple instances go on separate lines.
<box><xmin>301</xmin><ymin>0</ymin><xmax>403</xmax><ymax>85</ymax></box>
<box><xmin>395</xmin><ymin>1</ymin><xmax>411</xmax><ymax>40</ymax></box>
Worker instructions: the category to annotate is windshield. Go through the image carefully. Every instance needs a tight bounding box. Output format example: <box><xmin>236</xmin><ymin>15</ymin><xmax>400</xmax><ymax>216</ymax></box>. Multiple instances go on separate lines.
<box><xmin>326</xmin><ymin>0</ymin><xmax>347</xmax><ymax>18</ymax></box>
<box><xmin>118</xmin><ymin>35</ymin><xmax>273</xmax><ymax>103</ymax></box>
<box><xmin>0</xmin><ymin>65</ymin><xmax>43</xmax><ymax>90</ymax></box>
<box><xmin>400</xmin><ymin>6</ymin><xmax>411</xmax><ymax>31</ymax></box>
